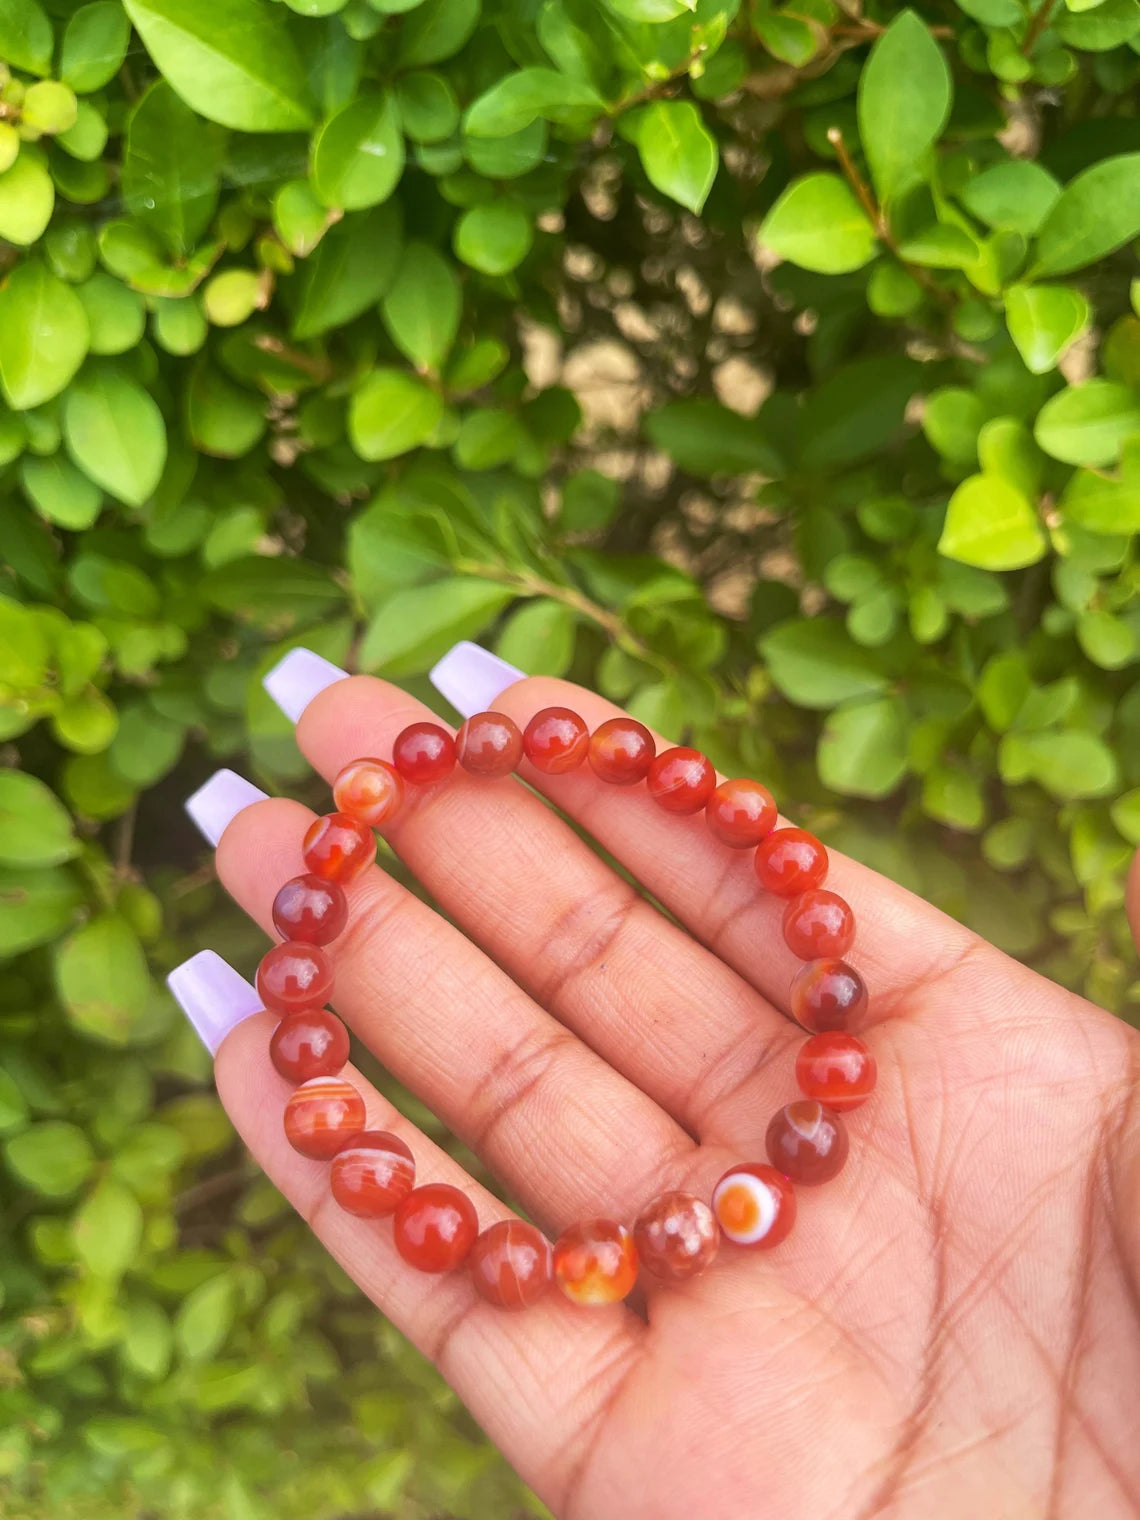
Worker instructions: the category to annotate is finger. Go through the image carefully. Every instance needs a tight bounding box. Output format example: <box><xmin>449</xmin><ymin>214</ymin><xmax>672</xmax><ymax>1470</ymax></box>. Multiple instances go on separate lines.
<box><xmin>166</xmin><ymin>951</ymin><xmax>644</xmax><ymax>1515</ymax></box>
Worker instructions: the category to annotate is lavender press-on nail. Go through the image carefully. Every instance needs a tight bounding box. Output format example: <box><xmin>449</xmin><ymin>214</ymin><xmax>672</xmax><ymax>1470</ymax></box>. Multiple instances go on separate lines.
<box><xmin>429</xmin><ymin>641</ymin><xmax>524</xmax><ymax>719</ymax></box>
<box><xmin>167</xmin><ymin>950</ymin><xmax>264</xmax><ymax>1056</ymax></box>
<box><xmin>263</xmin><ymin>648</ymin><xmax>349</xmax><ymax>723</ymax></box>
<box><xmin>185</xmin><ymin>769</ymin><xmax>268</xmax><ymax>847</ymax></box>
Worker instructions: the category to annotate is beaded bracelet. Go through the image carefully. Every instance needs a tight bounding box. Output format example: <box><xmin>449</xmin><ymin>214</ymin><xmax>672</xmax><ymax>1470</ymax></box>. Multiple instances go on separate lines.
<box><xmin>255</xmin><ymin>708</ymin><xmax>877</xmax><ymax>1311</ymax></box>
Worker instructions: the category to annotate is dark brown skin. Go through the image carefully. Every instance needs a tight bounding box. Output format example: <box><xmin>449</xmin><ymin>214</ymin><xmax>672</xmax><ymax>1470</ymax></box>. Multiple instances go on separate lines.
<box><xmin>211</xmin><ymin>671</ymin><xmax>1140</xmax><ymax>1520</ymax></box>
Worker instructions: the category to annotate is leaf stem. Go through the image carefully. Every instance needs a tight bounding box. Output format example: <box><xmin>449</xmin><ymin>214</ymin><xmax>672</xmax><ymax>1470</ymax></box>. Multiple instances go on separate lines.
<box><xmin>1022</xmin><ymin>0</ymin><xmax>1057</xmax><ymax>55</ymax></box>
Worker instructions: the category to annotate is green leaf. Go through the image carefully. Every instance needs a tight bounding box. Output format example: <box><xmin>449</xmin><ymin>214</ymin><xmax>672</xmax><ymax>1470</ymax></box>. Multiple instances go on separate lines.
<box><xmin>186</xmin><ymin>360</ymin><xmax>265</xmax><ymax>456</ymax></box>
<box><xmin>938</xmin><ymin>473</ymin><xmax>1047</xmax><ymax>570</ymax></box>
<box><xmin>0</xmin><ymin>0</ymin><xmax>53</xmax><ymax>75</ymax></box>
<box><xmin>122</xmin><ymin>0</ymin><xmax>314</xmax><ymax>132</ymax></box>
<box><xmin>495</xmin><ymin>598</ymin><xmax>576</xmax><ymax>676</ymax></box>
<box><xmin>64</xmin><ymin>364</ymin><xmax>168</xmax><ymax>506</ymax></box>
<box><xmin>798</xmin><ymin>356</ymin><xmax>919</xmax><ymax>468</ymax></box>
<box><xmin>759</xmin><ymin>173</ymin><xmax>877</xmax><ymax>274</ymax></box>
<box><xmin>20</xmin><ymin>454</ymin><xmax>103</xmax><ymax>530</ymax></box>
<box><xmin>398</xmin><ymin>0</ymin><xmax>480</xmax><ymax>66</ymax></box>
<box><xmin>644</xmin><ymin>398</ymin><xmax>783</xmax><ymax>476</ymax></box>
<box><xmin>380</xmin><ymin>244</ymin><xmax>461</xmax><ymax>372</ymax></box>
<box><xmin>959</xmin><ymin>160</ymin><xmax>1061</xmax><ymax>237</ymax></box>
<box><xmin>1077</xmin><ymin>608</ymin><xmax>1137</xmax><ymax>668</ymax></box>
<box><xmin>349</xmin><ymin>368</ymin><xmax>444</xmax><ymax>461</ymax></box>
<box><xmin>76</xmin><ymin>273</ymin><xmax>147</xmax><ymax>356</ymax></box>
<box><xmin>0</xmin><ymin>149</ymin><xmax>55</xmax><ymax>246</ymax></box>
<box><xmin>0</xmin><ymin>865</ymin><xmax>84</xmax><ymax>958</ymax></box>
<box><xmin>606</xmin><ymin>0</ymin><xmax>696</xmax><ymax>16</ymax></box>
<box><xmin>359</xmin><ymin>578</ymin><xmax>515</xmax><ymax>676</ymax></box>
<box><xmin>0</xmin><ymin>772</ymin><xmax>77</xmax><ymax>866</ymax></box>
<box><xmin>454</xmin><ymin>200</ymin><xmax>533</xmax><ymax>275</ymax></box>
<box><xmin>122</xmin><ymin>1299</ymin><xmax>173</xmax><ymax>1380</ymax></box>
<box><xmin>72</xmin><ymin>1177</ymin><xmax>144</xmax><ymax>1280</ymax></box>
<box><xmin>858</xmin><ymin>10</ymin><xmax>952</xmax><ymax>203</ymax></box>
<box><xmin>201</xmin><ymin>557</ymin><xmax>343</xmax><ymax>623</ymax></box>
<box><xmin>923</xmin><ymin>387</ymin><xmax>987</xmax><ymax>466</ymax></box>
<box><xmin>175</xmin><ymin>1272</ymin><xmax>236</xmax><ymax>1361</ymax></box>
<box><xmin>465</xmin><ymin>69</ymin><xmax>602</xmax><ymax>136</ymax></box>
<box><xmin>1016</xmin><ymin>730</ymin><xmax>1118</xmax><ymax>800</ymax></box>
<box><xmin>1004</xmin><ymin>284</ymin><xmax>1089</xmax><ymax>375</ymax></box>
<box><xmin>1030</xmin><ymin>154</ymin><xmax>1140</xmax><ymax>277</ymax></box>
<box><xmin>285</xmin><ymin>204</ymin><xmax>403</xmax><ymax>338</ymax></box>
<box><xmin>122</xmin><ymin>81</ymin><xmax>224</xmax><ymax>258</ymax></box>
<box><xmin>631</xmin><ymin>100</ymin><xmax>718</xmax><ymax>215</ymax></box>
<box><xmin>5</xmin><ymin>1121</ymin><xmax>94</xmax><ymax>1197</ymax></box>
<box><xmin>394</xmin><ymin>71</ymin><xmax>460</xmax><ymax>144</ymax></box>
<box><xmin>0</xmin><ymin>262</ymin><xmax>89</xmax><ymax>411</ymax></box>
<box><xmin>760</xmin><ymin>618</ymin><xmax>890</xmax><ymax>709</ymax></box>
<box><xmin>54</xmin><ymin>913</ymin><xmax>151</xmax><ymax>1045</ymax></box>
<box><xmin>1059</xmin><ymin>467</ymin><xmax>1140</xmax><ymax>534</ymax></box>
<box><xmin>1034</xmin><ymin>380</ymin><xmax>1140</xmax><ymax>467</ymax></box>
<box><xmin>60</xmin><ymin>2</ymin><xmax>132</xmax><ymax>93</ymax></box>
<box><xmin>312</xmin><ymin>93</ymin><xmax>405</xmax><ymax>210</ymax></box>
<box><xmin>818</xmin><ymin>695</ymin><xmax>909</xmax><ymax>799</ymax></box>
<box><xmin>1055</xmin><ymin>0</ymin><xmax>1140</xmax><ymax>48</ymax></box>
<box><xmin>922</xmin><ymin>764</ymin><xmax>986</xmax><ymax>831</ymax></box>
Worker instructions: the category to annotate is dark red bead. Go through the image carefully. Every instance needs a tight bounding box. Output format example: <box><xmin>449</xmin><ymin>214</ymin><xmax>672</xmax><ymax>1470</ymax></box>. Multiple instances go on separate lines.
<box><xmin>393</xmin><ymin>1183</ymin><xmax>479</xmax><ymax>1272</ymax></box>
<box><xmin>588</xmin><ymin>717</ymin><xmax>655</xmax><ymax>785</ymax></box>
<box><xmin>706</xmin><ymin>778</ymin><xmax>777</xmax><ymax>848</ymax></box>
<box><xmin>795</xmin><ymin>1031</ymin><xmax>877</xmax><ymax>1112</ymax></box>
<box><xmin>302</xmin><ymin>812</ymin><xmax>375</xmax><ymax>884</ymax></box>
<box><xmin>256</xmin><ymin>941</ymin><xmax>334</xmax><ymax>1015</ymax></box>
<box><xmin>791</xmin><ymin>957</ymin><xmax>868</xmax><ymax>1032</ymax></box>
<box><xmin>766</xmin><ymin>1100</ymin><xmax>848</xmax><ymax>1185</ymax></box>
<box><xmin>455</xmin><ymin>711</ymin><xmax>523</xmax><ymax>778</ymax></box>
<box><xmin>755</xmin><ymin>826</ymin><xmax>828</xmax><ymax>896</ymax></box>
<box><xmin>468</xmin><ymin>1219</ymin><xmax>553</xmax><ymax>1309</ymax></box>
<box><xmin>646</xmin><ymin>747</ymin><xmax>716</xmax><ymax>815</ymax></box>
<box><xmin>782</xmin><ymin>889</ymin><xmax>855</xmax><ymax>961</ymax></box>
<box><xmin>392</xmin><ymin>722</ymin><xmax>456</xmax><ymax>786</ymax></box>
<box><xmin>271</xmin><ymin>874</ymin><xmax>348</xmax><ymax>946</ymax></box>
<box><xmin>331</xmin><ymin>1130</ymin><xmax>415</xmax><ymax>1217</ymax></box>
<box><xmin>633</xmin><ymin>1191</ymin><xmax>719</xmax><ymax>1281</ymax></box>
<box><xmin>522</xmin><ymin>706</ymin><xmax>589</xmax><ymax>773</ymax></box>
<box><xmin>269</xmin><ymin>1007</ymin><xmax>350</xmax><ymax>1083</ymax></box>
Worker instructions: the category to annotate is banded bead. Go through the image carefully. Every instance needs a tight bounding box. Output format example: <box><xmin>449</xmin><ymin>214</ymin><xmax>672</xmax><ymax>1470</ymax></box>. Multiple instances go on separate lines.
<box><xmin>646</xmin><ymin>748</ymin><xmax>717</xmax><ymax>815</ymax></box>
<box><xmin>782</xmin><ymin>889</ymin><xmax>854</xmax><ymax>961</ymax></box>
<box><xmin>795</xmin><ymin>1031</ymin><xmax>876</xmax><ymax>1112</ymax></box>
<box><xmin>456</xmin><ymin>711</ymin><xmax>524</xmax><ymax>778</ymax></box>
<box><xmin>257</xmin><ymin>941</ymin><xmax>334</xmax><ymax>1015</ymax></box>
<box><xmin>791</xmin><ymin>957</ymin><xmax>868</xmax><ymax>1033</ymax></box>
<box><xmin>754</xmin><ymin>827</ymin><xmax>828</xmax><ymax>897</ymax></box>
<box><xmin>283</xmin><ymin>1076</ymin><xmax>365</xmax><ymax>1160</ymax></box>
<box><xmin>302</xmin><ymin>812</ymin><xmax>375</xmax><ymax>884</ymax></box>
<box><xmin>469</xmin><ymin>1219</ymin><xmax>554</xmax><ymax>1310</ymax></box>
<box><xmin>765</xmin><ymin>1100</ymin><xmax>848</xmax><ymax>1186</ymax></box>
<box><xmin>633</xmin><ymin>1191</ymin><xmax>719</xmax><ymax>1282</ymax></box>
<box><xmin>330</xmin><ymin>1130</ymin><xmax>415</xmax><ymax>1217</ymax></box>
<box><xmin>588</xmin><ymin>718</ymin><xmax>655</xmax><ymax>786</ymax></box>
<box><xmin>553</xmin><ymin>1218</ymin><xmax>638</xmax><ymax>1306</ymax></box>
<box><xmin>332</xmin><ymin>757</ymin><xmax>404</xmax><ymax>827</ymax></box>
<box><xmin>705</xmin><ymin>778</ymin><xmax>777</xmax><ymax>848</ymax></box>
<box><xmin>269</xmin><ymin>1007</ymin><xmax>350</xmax><ymax>1083</ymax></box>
<box><xmin>271</xmin><ymin>874</ymin><xmax>347</xmax><ymax>946</ymax></box>
<box><xmin>711</xmin><ymin>1163</ymin><xmax>796</xmax><ymax>1249</ymax></box>
<box><xmin>392</xmin><ymin>722</ymin><xmax>456</xmax><ymax>786</ymax></box>
<box><xmin>522</xmin><ymin>707</ymin><xmax>589</xmax><ymax>774</ymax></box>
<box><xmin>393</xmin><ymin>1183</ymin><xmax>479</xmax><ymax>1273</ymax></box>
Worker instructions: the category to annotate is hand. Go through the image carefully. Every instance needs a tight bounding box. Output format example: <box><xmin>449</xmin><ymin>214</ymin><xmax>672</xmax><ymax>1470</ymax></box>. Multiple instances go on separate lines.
<box><xmin>172</xmin><ymin>645</ymin><xmax>1140</xmax><ymax>1520</ymax></box>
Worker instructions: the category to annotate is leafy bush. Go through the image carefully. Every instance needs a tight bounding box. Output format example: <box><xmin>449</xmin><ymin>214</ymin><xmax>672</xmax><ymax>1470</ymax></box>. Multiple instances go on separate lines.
<box><xmin>1</xmin><ymin>0</ymin><xmax>1139</xmax><ymax>1513</ymax></box>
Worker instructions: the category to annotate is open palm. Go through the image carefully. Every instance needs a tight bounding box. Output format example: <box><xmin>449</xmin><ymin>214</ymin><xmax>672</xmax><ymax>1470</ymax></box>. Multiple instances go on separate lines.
<box><xmin>192</xmin><ymin>656</ymin><xmax>1140</xmax><ymax>1520</ymax></box>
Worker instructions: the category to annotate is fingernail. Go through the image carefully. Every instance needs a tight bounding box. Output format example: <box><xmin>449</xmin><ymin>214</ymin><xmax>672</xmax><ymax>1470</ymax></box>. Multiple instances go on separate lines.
<box><xmin>429</xmin><ymin>641</ymin><xmax>524</xmax><ymax>719</ymax></box>
<box><xmin>167</xmin><ymin>950</ymin><xmax>264</xmax><ymax>1056</ymax></box>
<box><xmin>185</xmin><ymin>769</ymin><xmax>268</xmax><ymax>847</ymax></box>
<box><xmin>263</xmin><ymin>647</ymin><xmax>349</xmax><ymax>723</ymax></box>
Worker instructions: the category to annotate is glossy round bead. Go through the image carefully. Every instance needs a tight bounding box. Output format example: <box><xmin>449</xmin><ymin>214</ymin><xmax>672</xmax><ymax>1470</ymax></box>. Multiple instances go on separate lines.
<box><xmin>588</xmin><ymin>717</ymin><xmax>655</xmax><ymax>786</ymax></box>
<box><xmin>766</xmin><ymin>1100</ymin><xmax>849</xmax><ymax>1186</ymax></box>
<box><xmin>302</xmin><ymin>811</ymin><xmax>375</xmax><ymax>884</ymax></box>
<box><xmin>711</xmin><ymin>1163</ymin><xmax>796</xmax><ymax>1249</ymax></box>
<box><xmin>283</xmin><ymin>1076</ymin><xmax>366</xmax><ymax>1160</ymax></box>
<box><xmin>795</xmin><ymin>1031</ymin><xmax>877</xmax><ymax>1112</ymax></box>
<box><xmin>271</xmin><ymin>874</ymin><xmax>348</xmax><ymax>946</ymax></box>
<box><xmin>330</xmin><ymin>1130</ymin><xmax>415</xmax><ymax>1217</ymax></box>
<box><xmin>754</xmin><ymin>826</ymin><xmax>828</xmax><ymax>896</ymax></box>
<box><xmin>553</xmin><ymin>1218</ymin><xmax>639</xmax><ymax>1306</ymax></box>
<box><xmin>468</xmin><ymin>1220</ymin><xmax>554</xmax><ymax>1310</ymax></box>
<box><xmin>257</xmin><ymin>941</ymin><xmax>334</xmax><ymax>1014</ymax></box>
<box><xmin>269</xmin><ymin>1007</ymin><xmax>350</xmax><ymax>1083</ymax></box>
<box><xmin>782</xmin><ymin>889</ymin><xmax>855</xmax><ymax>961</ymax></box>
<box><xmin>632</xmin><ymin>1191</ymin><xmax>719</xmax><ymax>1282</ymax></box>
<box><xmin>332</xmin><ymin>757</ymin><xmax>404</xmax><ymax>827</ymax></box>
<box><xmin>791</xmin><ymin>957</ymin><xmax>868</xmax><ymax>1032</ymax></box>
<box><xmin>646</xmin><ymin>747</ymin><xmax>717</xmax><ymax>815</ymax></box>
<box><xmin>393</xmin><ymin>1183</ymin><xmax>479</xmax><ymax>1273</ymax></box>
<box><xmin>456</xmin><ymin>711</ymin><xmax>524</xmax><ymax>778</ymax></box>
<box><xmin>392</xmin><ymin>721</ymin><xmax>456</xmax><ymax>786</ymax></box>
<box><xmin>705</xmin><ymin>778</ymin><xmax>777</xmax><ymax>848</ymax></box>
<box><xmin>522</xmin><ymin>706</ymin><xmax>589</xmax><ymax>774</ymax></box>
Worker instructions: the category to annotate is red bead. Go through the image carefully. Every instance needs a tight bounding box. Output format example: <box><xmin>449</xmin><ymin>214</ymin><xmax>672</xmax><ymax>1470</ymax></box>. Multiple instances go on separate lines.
<box><xmin>271</xmin><ymin>874</ymin><xmax>348</xmax><ymax>946</ymax></box>
<box><xmin>456</xmin><ymin>711</ymin><xmax>524</xmax><ymax>778</ymax></box>
<box><xmin>330</xmin><ymin>1130</ymin><xmax>415</xmax><ymax>1217</ymax></box>
<box><xmin>795</xmin><ymin>1031</ymin><xmax>877</xmax><ymax>1112</ymax></box>
<box><xmin>522</xmin><ymin>706</ymin><xmax>589</xmax><ymax>774</ymax></box>
<box><xmin>766</xmin><ymin>1100</ymin><xmax>849</xmax><ymax>1186</ymax></box>
<box><xmin>469</xmin><ymin>1219</ymin><xmax>553</xmax><ymax>1309</ymax></box>
<box><xmin>711</xmin><ymin>1163</ymin><xmax>796</xmax><ymax>1249</ymax></box>
<box><xmin>332</xmin><ymin>757</ymin><xmax>404</xmax><ymax>827</ymax></box>
<box><xmin>392</xmin><ymin>722</ymin><xmax>456</xmax><ymax>786</ymax></box>
<box><xmin>302</xmin><ymin>812</ymin><xmax>375</xmax><ymax>884</ymax></box>
<box><xmin>269</xmin><ymin>1007</ymin><xmax>350</xmax><ymax>1082</ymax></box>
<box><xmin>791</xmin><ymin>957</ymin><xmax>868</xmax><ymax>1032</ymax></box>
<box><xmin>782</xmin><ymin>889</ymin><xmax>855</xmax><ymax>961</ymax></box>
<box><xmin>393</xmin><ymin>1183</ymin><xmax>479</xmax><ymax>1273</ymax></box>
<box><xmin>553</xmin><ymin>1218</ymin><xmax>638</xmax><ymax>1305</ymax></box>
<box><xmin>705</xmin><ymin>778</ymin><xmax>777</xmax><ymax>848</ymax></box>
<box><xmin>257</xmin><ymin>941</ymin><xmax>334</xmax><ymax>1014</ymax></box>
<box><xmin>283</xmin><ymin>1076</ymin><xmax>366</xmax><ymax>1160</ymax></box>
<box><xmin>632</xmin><ymin>1191</ymin><xmax>719</xmax><ymax>1282</ymax></box>
<box><xmin>755</xmin><ymin>826</ymin><xmax>828</xmax><ymax>896</ymax></box>
<box><xmin>646</xmin><ymin>747</ymin><xmax>716</xmax><ymax>815</ymax></box>
<box><xmin>587</xmin><ymin>717</ymin><xmax>655</xmax><ymax>786</ymax></box>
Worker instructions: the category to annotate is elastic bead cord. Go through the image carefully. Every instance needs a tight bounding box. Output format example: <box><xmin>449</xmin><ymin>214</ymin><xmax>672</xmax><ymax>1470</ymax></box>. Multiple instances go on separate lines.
<box><xmin>253</xmin><ymin>707</ymin><xmax>876</xmax><ymax>1310</ymax></box>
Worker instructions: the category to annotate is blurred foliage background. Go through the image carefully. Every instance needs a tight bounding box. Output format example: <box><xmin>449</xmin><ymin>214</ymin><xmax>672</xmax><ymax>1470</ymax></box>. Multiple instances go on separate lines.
<box><xmin>1</xmin><ymin>0</ymin><xmax>1140</xmax><ymax>1513</ymax></box>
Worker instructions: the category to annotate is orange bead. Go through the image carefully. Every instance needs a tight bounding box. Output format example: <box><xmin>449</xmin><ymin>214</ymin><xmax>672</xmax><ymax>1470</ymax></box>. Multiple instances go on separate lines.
<box><xmin>271</xmin><ymin>874</ymin><xmax>347</xmax><ymax>945</ymax></box>
<box><xmin>553</xmin><ymin>1218</ymin><xmax>638</xmax><ymax>1306</ymax></box>
<box><xmin>633</xmin><ymin>1191</ymin><xmax>719</xmax><ymax>1282</ymax></box>
<box><xmin>269</xmin><ymin>1007</ymin><xmax>350</xmax><ymax>1082</ymax></box>
<box><xmin>588</xmin><ymin>718</ymin><xmax>655</xmax><ymax>786</ymax></box>
<box><xmin>711</xmin><ymin>1163</ymin><xmax>796</xmax><ymax>1249</ymax></box>
<box><xmin>646</xmin><ymin>747</ymin><xmax>716</xmax><ymax>815</ymax></box>
<box><xmin>456</xmin><ymin>711</ymin><xmax>524</xmax><ymax>778</ymax></box>
<box><xmin>766</xmin><ymin>1100</ymin><xmax>848</xmax><ymax>1186</ymax></box>
<box><xmin>257</xmin><ymin>941</ymin><xmax>334</xmax><ymax>1014</ymax></box>
<box><xmin>705</xmin><ymin>778</ymin><xmax>777</xmax><ymax>848</ymax></box>
<box><xmin>782</xmin><ymin>889</ymin><xmax>855</xmax><ymax>961</ymax></box>
<box><xmin>755</xmin><ymin>826</ymin><xmax>828</xmax><ymax>896</ymax></box>
<box><xmin>393</xmin><ymin>1183</ymin><xmax>478</xmax><ymax>1272</ymax></box>
<box><xmin>469</xmin><ymin>1219</ymin><xmax>553</xmax><ymax>1310</ymax></box>
<box><xmin>330</xmin><ymin>1130</ymin><xmax>415</xmax><ymax>1217</ymax></box>
<box><xmin>795</xmin><ymin>1031</ymin><xmax>876</xmax><ymax>1112</ymax></box>
<box><xmin>522</xmin><ymin>706</ymin><xmax>589</xmax><ymax>773</ymax></box>
<box><xmin>283</xmin><ymin>1076</ymin><xmax>366</xmax><ymax>1160</ymax></box>
<box><xmin>302</xmin><ymin>812</ymin><xmax>375</xmax><ymax>884</ymax></box>
<box><xmin>392</xmin><ymin>722</ymin><xmax>456</xmax><ymax>786</ymax></box>
<box><xmin>332</xmin><ymin>757</ymin><xmax>404</xmax><ymax>826</ymax></box>
<box><xmin>791</xmin><ymin>957</ymin><xmax>867</xmax><ymax>1032</ymax></box>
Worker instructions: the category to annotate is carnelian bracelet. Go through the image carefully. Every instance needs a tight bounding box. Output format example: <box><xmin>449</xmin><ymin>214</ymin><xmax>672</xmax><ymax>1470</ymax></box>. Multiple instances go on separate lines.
<box><xmin>255</xmin><ymin>708</ymin><xmax>877</xmax><ymax>1309</ymax></box>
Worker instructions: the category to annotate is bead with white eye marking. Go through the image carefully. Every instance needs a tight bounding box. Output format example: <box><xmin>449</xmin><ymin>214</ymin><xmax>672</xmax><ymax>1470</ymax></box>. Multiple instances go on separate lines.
<box><xmin>711</xmin><ymin>1163</ymin><xmax>796</xmax><ymax>1249</ymax></box>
